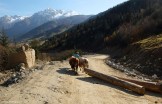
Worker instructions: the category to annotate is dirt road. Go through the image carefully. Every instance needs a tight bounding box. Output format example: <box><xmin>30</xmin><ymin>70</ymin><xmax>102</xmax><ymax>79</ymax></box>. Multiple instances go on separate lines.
<box><xmin>0</xmin><ymin>54</ymin><xmax>161</xmax><ymax>104</ymax></box>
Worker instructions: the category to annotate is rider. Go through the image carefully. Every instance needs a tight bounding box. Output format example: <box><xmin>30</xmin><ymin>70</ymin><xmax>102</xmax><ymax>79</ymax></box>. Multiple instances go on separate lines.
<box><xmin>72</xmin><ymin>51</ymin><xmax>80</xmax><ymax>59</ymax></box>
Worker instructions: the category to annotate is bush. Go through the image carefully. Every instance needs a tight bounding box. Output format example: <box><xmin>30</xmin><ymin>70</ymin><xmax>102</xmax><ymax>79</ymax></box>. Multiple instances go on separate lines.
<box><xmin>0</xmin><ymin>28</ymin><xmax>9</xmax><ymax>47</ymax></box>
<box><xmin>0</xmin><ymin>45</ymin><xmax>8</xmax><ymax>71</ymax></box>
<box><xmin>29</xmin><ymin>39</ymin><xmax>41</xmax><ymax>59</ymax></box>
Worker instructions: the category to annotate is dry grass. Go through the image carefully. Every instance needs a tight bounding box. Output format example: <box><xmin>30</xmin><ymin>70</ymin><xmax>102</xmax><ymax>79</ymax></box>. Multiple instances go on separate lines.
<box><xmin>134</xmin><ymin>34</ymin><xmax>162</xmax><ymax>50</ymax></box>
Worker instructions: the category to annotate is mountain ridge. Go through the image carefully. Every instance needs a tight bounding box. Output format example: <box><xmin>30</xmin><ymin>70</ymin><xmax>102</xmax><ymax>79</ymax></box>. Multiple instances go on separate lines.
<box><xmin>18</xmin><ymin>15</ymin><xmax>92</xmax><ymax>41</ymax></box>
<box><xmin>0</xmin><ymin>8</ymin><xmax>82</xmax><ymax>39</ymax></box>
<box><xmin>0</xmin><ymin>15</ymin><xmax>27</xmax><ymax>29</ymax></box>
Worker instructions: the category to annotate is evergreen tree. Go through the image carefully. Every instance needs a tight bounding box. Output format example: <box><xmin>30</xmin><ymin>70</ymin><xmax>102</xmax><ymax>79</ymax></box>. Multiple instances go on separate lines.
<box><xmin>0</xmin><ymin>28</ymin><xmax>9</xmax><ymax>47</ymax></box>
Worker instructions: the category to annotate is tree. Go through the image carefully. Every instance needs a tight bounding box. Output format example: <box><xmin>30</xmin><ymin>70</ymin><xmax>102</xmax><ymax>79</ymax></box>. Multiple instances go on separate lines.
<box><xmin>29</xmin><ymin>39</ymin><xmax>41</xmax><ymax>48</ymax></box>
<box><xmin>29</xmin><ymin>39</ymin><xmax>41</xmax><ymax>59</ymax></box>
<box><xmin>0</xmin><ymin>28</ymin><xmax>9</xmax><ymax>47</ymax></box>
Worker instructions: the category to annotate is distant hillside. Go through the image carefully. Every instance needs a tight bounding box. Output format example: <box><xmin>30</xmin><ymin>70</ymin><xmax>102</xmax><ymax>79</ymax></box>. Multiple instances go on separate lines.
<box><xmin>42</xmin><ymin>0</ymin><xmax>162</xmax><ymax>51</ymax></box>
<box><xmin>18</xmin><ymin>15</ymin><xmax>92</xmax><ymax>41</ymax></box>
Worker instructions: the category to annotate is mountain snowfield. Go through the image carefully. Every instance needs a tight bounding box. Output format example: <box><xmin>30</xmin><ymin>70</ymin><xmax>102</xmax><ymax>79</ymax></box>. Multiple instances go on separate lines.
<box><xmin>0</xmin><ymin>8</ymin><xmax>80</xmax><ymax>29</ymax></box>
<box><xmin>0</xmin><ymin>8</ymin><xmax>86</xmax><ymax>40</ymax></box>
<box><xmin>30</xmin><ymin>8</ymin><xmax>80</xmax><ymax>25</ymax></box>
<box><xmin>35</xmin><ymin>8</ymin><xmax>80</xmax><ymax>18</ymax></box>
<box><xmin>0</xmin><ymin>15</ymin><xmax>28</xmax><ymax>29</ymax></box>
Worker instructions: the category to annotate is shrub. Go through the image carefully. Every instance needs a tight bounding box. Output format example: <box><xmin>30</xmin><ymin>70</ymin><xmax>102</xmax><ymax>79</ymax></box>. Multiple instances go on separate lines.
<box><xmin>0</xmin><ymin>28</ymin><xmax>9</xmax><ymax>47</ymax></box>
<box><xmin>0</xmin><ymin>45</ymin><xmax>8</xmax><ymax>71</ymax></box>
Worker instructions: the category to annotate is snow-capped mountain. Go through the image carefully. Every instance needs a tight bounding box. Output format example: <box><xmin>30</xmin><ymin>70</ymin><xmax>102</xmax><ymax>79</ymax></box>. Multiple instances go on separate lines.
<box><xmin>4</xmin><ymin>8</ymin><xmax>82</xmax><ymax>38</ymax></box>
<box><xmin>34</xmin><ymin>8</ymin><xmax>79</xmax><ymax>19</ymax></box>
<box><xmin>0</xmin><ymin>8</ymin><xmax>79</xmax><ymax>29</ymax></box>
<box><xmin>28</xmin><ymin>8</ymin><xmax>80</xmax><ymax>27</ymax></box>
<box><xmin>19</xmin><ymin>15</ymin><xmax>92</xmax><ymax>41</ymax></box>
<box><xmin>0</xmin><ymin>15</ymin><xmax>27</xmax><ymax>29</ymax></box>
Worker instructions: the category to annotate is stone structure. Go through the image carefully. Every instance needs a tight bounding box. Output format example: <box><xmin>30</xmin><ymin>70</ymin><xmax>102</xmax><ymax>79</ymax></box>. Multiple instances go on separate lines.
<box><xmin>9</xmin><ymin>44</ymin><xmax>35</xmax><ymax>68</ymax></box>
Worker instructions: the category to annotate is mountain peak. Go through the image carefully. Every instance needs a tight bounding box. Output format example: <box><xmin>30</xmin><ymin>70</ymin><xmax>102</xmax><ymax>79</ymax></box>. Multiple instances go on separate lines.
<box><xmin>0</xmin><ymin>15</ymin><xmax>28</xmax><ymax>29</ymax></box>
<box><xmin>0</xmin><ymin>8</ymin><xmax>80</xmax><ymax>30</ymax></box>
<box><xmin>33</xmin><ymin>8</ymin><xmax>80</xmax><ymax>19</ymax></box>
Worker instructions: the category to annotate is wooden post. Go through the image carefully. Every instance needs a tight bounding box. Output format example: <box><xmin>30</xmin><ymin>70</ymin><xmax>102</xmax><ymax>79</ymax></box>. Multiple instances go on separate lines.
<box><xmin>116</xmin><ymin>76</ymin><xmax>162</xmax><ymax>94</ymax></box>
<box><xmin>84</xmin><ymin>68</ymin><xmax>145</xmax><ymax>95</ymax></box>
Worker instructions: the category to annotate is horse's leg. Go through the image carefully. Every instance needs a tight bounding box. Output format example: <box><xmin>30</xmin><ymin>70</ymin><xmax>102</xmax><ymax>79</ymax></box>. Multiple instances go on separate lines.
<box><xmin>76</xmin><ymin>65</ymin><xmax>78</xmax><ymax>72</ymax></box>
<box><xmin>75</xmin><ymin>65</ymin><xmax>79</xmax><ymax>75</ymax></box>
<box><xmin>82</xmin><ymin>67</ymin><xmax>85</xmax><ymax>73</ymax></box>
<box><xmin>74</xmin><ymin>67</ymin><xmax>76</xmax><ymax>72</ymax></box>
<box><xmin>71</xmin><ymin>65</ymin><xmax>75</xmax><ymax>71</ymax></box>
<box><xmin>80</xmin><ymin>65</ymin><xmax>84</xmax><ymax>73</ymax></box>
<box><xmin>80</xmin><ymin>66</ymin><xmax>82</xmax><ymax>71</ymax></box>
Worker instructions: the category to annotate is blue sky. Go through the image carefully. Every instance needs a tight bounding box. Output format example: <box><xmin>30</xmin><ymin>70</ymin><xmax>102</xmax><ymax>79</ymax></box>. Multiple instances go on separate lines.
<box><xmin>0</xmin><ymin>0</ymin><xmax>128</xmax><ymax>17</ymax></box>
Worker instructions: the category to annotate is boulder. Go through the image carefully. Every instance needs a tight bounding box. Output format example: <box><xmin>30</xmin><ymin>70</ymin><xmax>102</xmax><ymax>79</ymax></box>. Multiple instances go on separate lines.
<box><xmin>8</xmin><ymin>44</ymin><xmax>35</xmax><ymax>68</ymax></box>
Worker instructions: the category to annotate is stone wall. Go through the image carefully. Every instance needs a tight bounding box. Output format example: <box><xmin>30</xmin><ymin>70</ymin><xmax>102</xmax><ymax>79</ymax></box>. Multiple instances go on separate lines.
<box><xmin>8</xmin><ymin>45</ymin><xmax>35</xmax><ymax>68</ymax></box>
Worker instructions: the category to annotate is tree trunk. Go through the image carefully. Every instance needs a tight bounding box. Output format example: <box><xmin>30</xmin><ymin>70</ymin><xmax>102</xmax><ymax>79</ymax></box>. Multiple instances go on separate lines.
<box><xmin>84</xmin><ymin>68</ymin><xmax>145</xmax><ymax>95</ymax></box>
<box><xmin>116</xmin><ymin>76</ymin><xmax>162</xmax><ymax>94</ymax></box>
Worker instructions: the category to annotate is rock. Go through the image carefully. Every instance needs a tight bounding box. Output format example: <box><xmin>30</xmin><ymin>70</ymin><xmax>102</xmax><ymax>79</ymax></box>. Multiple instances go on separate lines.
<box><xmin>35</xmin><ymin>66</ymin><xmax>40</xmax><ymax>70</ymax></box>
<box><xmin>130</xmin><ymin>73</ymin><xmax>136</xmax><ymax>77</ymax></box>
<box><xmin>20</xmin><ymin>72</ymin><xmax>26</xmax><ymax>78</ymax></box>
<box><xmin>19</xmin><ymin>43</ymin><xmax>30</xmax><ymax>51</ymax></box>
<box><xmin>1</xmin><ymin>71</ymin><xmax>28</xmax><ymax>87</ymax></box>
<box><xmin>19</xmin><ymin>63</ymin><xmax>25</xmax><ymax>69</ymax></box>
<box><xmin>23</xmin><ymin>44</ymin><xmax>30</xmax><ymax>51</ymax></box>
<box><xmin>30</xmin><ymin>69</ymin><xmax>35</xmax><ymax>72</ymax></box>
<box><xmin>49</xmin><ymin>62</ymin><xmax>55</xmax><ymax>65</ymax></box>
<box><xmin>45</xmin><ymin>61</ymin><xmax>50</xmax><ymax>65</ymax></box>
<box><xmin>15</xmin><ymin>63</ymin><xmax>26</xmax><ymax>71</ymax></box>
<box><xmin>144</xmin><ymin>78</ymin><xmax>151</xmax><ymax>81</ymax></box>
<box><xmin>8</xmin><ymin>48</ymin><xmax>35</xmax><ymax>68</ymax></box>
<box><xmin>152</xmin><ymin>74</ymin><xmax>158</xmax><ymax>79</ymax></box>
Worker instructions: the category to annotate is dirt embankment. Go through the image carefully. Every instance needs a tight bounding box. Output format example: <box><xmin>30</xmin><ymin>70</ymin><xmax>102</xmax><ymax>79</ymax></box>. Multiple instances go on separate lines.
<box><xmin>0</xmin><ymin>54</ymin><xmax>161</xmax><ymax>104</ymax></box>
<box><xmin>108</xmin><ymin>35</ymin><xmax>162</xmax><ymax>78</ymax></box>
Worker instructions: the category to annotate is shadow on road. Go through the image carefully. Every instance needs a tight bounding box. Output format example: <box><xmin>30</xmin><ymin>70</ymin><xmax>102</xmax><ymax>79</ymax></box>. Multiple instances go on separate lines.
<box><xmin>146</xmin><ymin>91</ymin><xmax>162</xmax><ymax>98</ymax></box>
<box><xmin>77</xmin><ymin>77</ymin><xmax>143</xmax><ymax>96</ymax></box>
<box><xmin>77</xmin><ymin>77</ymin><xmax>162</xmax><ymax>97</ymax></box>
<box><xmin>57</xmin><ymin>68</ymin><xmax>78</xmax><ymax>76</ymax></box>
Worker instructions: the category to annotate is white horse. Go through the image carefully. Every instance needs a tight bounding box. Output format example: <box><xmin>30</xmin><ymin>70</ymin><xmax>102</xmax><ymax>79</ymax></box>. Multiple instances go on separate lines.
<box><xmin>79</xmin><ymin>57</ymin><xmax>89</xmax><ymax>72</ymax></box>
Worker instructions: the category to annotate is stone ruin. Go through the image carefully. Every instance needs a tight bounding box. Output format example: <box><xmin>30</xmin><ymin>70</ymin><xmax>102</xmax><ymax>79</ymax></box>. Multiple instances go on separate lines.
<box><xmin>8</xmin><ymin>44</ymin><xmax>35</xmax><ymax>68</ymax></box>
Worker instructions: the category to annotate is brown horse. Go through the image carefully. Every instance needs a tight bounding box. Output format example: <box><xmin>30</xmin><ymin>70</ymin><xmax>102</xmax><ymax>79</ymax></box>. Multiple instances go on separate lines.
<box><xmin>69</xmin><ymin>56</ymin><xmax>79</xmax><ymax>72</ymax></box>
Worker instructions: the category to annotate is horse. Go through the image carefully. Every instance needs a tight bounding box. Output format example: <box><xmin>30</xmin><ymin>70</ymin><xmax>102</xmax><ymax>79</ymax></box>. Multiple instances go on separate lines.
<box><xmin>69</xmin><ymin>56</ymin><xmax>79</xmax><ymax>73</ymax></box>
<box><xmin>79</xmin><ymin>57</ymin><xmax>89</xmax><ymax>72</ymax></box>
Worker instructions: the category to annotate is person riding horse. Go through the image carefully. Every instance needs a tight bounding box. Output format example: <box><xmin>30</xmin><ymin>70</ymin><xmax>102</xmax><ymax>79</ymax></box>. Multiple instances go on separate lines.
<box><xmin>72</xmin><ymin>51</ymin><xmax>80</xmax><ymax>59</ymax></box>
